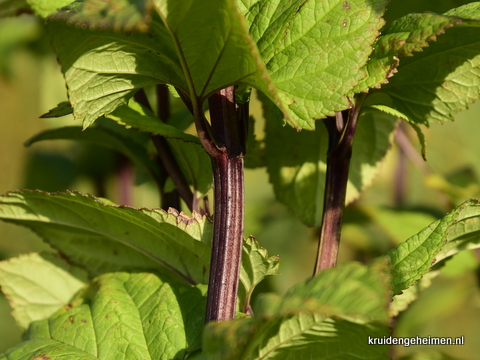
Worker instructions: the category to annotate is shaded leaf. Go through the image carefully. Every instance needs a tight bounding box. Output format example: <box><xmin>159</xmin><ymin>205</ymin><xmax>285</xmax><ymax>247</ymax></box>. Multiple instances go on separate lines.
<box><xmin>40</xmin><ymin>101</ymin><xmax>73</xmax><ymax>118</ymax></box>
<box><xmin>2</xmin><ymin>272</ymin><xmax>206</xmax><ymax>360</ymax></box>
<box><xmin>107</xmin><ymin>100</ymin><xmax>201</xmax><ymax>143</ymax></box>
<box><xmin>0</xmin><ymin>252</ymin><xmax>87</xmax><ymax>329</ymax></box>
<box><xmin>166</xmin><ymin>139</ymin><xmax>212</xmax><ymax>196</ymax></box>
<box><xmin>0</xmin><ymin>190</ymin><xmax>211</xmax><ymax>284</ymax></box>
<box><xmin>25</xmin><ymin>125</ymin><xmax>162</xmax><ymax>183</ymax></box>
<box><xmin>264</xmin><ymin>94</ymin><xmax>397</xmax><ymax>226</ymax></box>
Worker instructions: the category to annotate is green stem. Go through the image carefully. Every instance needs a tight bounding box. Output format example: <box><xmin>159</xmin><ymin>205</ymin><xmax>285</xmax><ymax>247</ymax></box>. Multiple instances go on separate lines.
<box><xmin>314</xmin><ymin>95</ymin><xmax>365</xmax><ymax>274</ymax></box>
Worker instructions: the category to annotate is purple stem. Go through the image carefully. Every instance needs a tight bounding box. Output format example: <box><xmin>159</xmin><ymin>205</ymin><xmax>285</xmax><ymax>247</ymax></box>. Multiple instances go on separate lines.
<box><xmin>314</xmin><ymin>95</ymin><xmax>365</xmax><ymax>274</ymax></box>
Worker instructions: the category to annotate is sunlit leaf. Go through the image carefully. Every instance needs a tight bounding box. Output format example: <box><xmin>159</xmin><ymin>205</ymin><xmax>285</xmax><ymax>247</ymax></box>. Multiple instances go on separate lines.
<box><xmin>0</xmin><ymin>190</ymin><xmax>211</xmax><ymax>284</ymax></box>
<box><xmin>0</xmin><ymin>252</ymin><xmax>87</xmax><ymax>329</ymax></box>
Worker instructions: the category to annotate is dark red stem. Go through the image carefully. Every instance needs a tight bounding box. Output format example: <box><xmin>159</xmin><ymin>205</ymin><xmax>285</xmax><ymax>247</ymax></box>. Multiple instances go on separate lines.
<box><xmin>314</xmin><ymin>95</ymin><xmax>365</xmax><ymax>274</ymax></box>
<box><xmin>199</xmin><ymin>87</ymin><xmax>246</xmax><ymax>322</ymax></box>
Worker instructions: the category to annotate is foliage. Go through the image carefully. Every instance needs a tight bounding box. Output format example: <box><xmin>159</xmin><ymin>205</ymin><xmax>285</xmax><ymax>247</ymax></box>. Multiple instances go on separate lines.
<box><xmin>0</xmin><ymin>0</ymin><xmax>480</xmax><ymax>359</ymax></box>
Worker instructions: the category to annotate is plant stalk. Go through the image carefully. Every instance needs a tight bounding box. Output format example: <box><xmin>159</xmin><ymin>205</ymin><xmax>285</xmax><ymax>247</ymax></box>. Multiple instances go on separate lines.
<box><xmin>199</xmin><ymin>87</ymin><xmax>247</xmax><ymax>322</ymax></box>
<box><xmin>314</xmin><ymin>95</ymin><xmax>365</xmax><ymax>274</ymax></box>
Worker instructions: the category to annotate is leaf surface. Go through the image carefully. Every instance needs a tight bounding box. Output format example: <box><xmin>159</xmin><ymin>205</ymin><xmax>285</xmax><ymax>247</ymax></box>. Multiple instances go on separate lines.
<box><xmin>107</xmin><ymin>100</ymin><xmax>201</xmax><ymax>143</ymax></box>
<box><xmin>25</xmin><ymin>125</ymin><xmax>162</xmax><ymax>183</ymax></box>
<box><xmin>354</xmin><ymin>12</ymin><xmax>463</xmax><ymax>93</ymax></box>
<box><xmin>1</xmin><ymin>272</ymin><xmax>206</xmax><ymax>360</ymax></box>
<box><xmin>387</xmin><ymin>199</ymin><xmax>480</xmax><ymax>295</ymax></box>
<box><xmin>239</xmin><ymin>236</ymin><xmax>280</xmax><ymax>313</ymax></box>
<box><xmin>0</xmin><ymin>252</ymin><xmax>87</xmax><ymax>329</ymax></box>
<box><xmin>46</xmin><ymin>0</ymin><xmax>275</xmax><ymax>128</ymax></box>
<box><xmin>202</xmin><ymin>261</ymin><xmax>391</xmax><ymax>359</ymax></box>
<box><xmin>242</xmin><ymin>0</ymin><xmax>388</xmax><ymax>129</ymax></box>
<box><xmin>378</xmin><ymin>4</ymin><xmax>480</xmax><ymax>126</ymax></box>
<box><xmin>26</xmin><ymin>0</ymin><xmax>71</xmax><ymax>17</ymax></box>
<box><xmin>264</xmin><ymin>95</ymin><xmax>397</xmax><ymax>226</ymax></box>
<box><xmin>0</xmin><ymin>190</ymin><xmax>211</xmax><ymax>284</ymax></box>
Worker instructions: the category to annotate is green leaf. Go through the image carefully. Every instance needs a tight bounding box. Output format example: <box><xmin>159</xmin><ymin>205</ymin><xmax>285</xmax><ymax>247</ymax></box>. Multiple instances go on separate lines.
<box><xmin>24</xmin><ymin>125</ymin><xmax>162</xmax><ymax>184</ymax></box>
<box><xmin>242</xmin><ymin>0</ymin><xmax>388</xmax><ymax>129</ymax></box>
<box><xmin>378</xmin><ymin>4</ymin><xmax>480</xmax><ymax>126</ymax></box>
<box><xmin>2</xmin><ymin>272</ymin><xmax>206</xmax><ymax>360</ymax></box>
<box><xmin>0</xmin><ymin>190</ymin><xmax>211</xmax><ymax>284</ymax></box>
<box><xmin>203</xmin><ymin>315</ymin><xmax>389</xmax><ymax>360</ymax></box>
<box><xmin>389</xmin><ymin>270</ymin><xmax>438</xmax><ymax>317</ymax></box>
<box><xmin>0</xmin><ymin>252</ymin><xmax>88</xmax><ymax>330</ymax></box>
<box><xmin>26</xmin><ymin>0</ymin><xmax>71</xmax><ymax>18</ymax></box>
<box><xmin>46</xmin><ymin>0</ymin><xmax>276</xmax><ymax>128</ymax></box>
<box><xmin>39</xmin><ymin>101</ymin><xmax>73</xmax><ymax>118</ymax></box>
<box><xmin>365</xmin><ymin>98</ymin><xmax>428</xmax><ymax>159</ymax></box>
<box><xmin>386</xmin><ymin>199</ymin><xmax>480</xmax><ymax>295</ymax></box>
<box><xmin>354</xmin><ymin>12</ymin><xmax>463</xmax><ymax>93</ymax></box>
<box><xmin>276</xmin><ymin>260</ymin><xmax>391</xmax><ymax>321</ymax></box>
<box><xmin>107</xmin><ymin>99</ymin><xmax>201</xmax><ymax>143</ymax></box>
<box><xmin>264</xmin><ymin>94</ymin><xmax>397</xmax><ymax>226</ymax></box>
<box><xmin>239</xmin><ymin>236</ymin><xmax>280</xmax><ymax>313</ymax></box>
<box><xmin>52</xmin><ymin>0</ymin><xmax>153</xmax><ymax>31</ymax></box>
<box><xmin>167</xmin><ymin>138</ymin><xmax>212</xmax><ymax>196</ymax></box>
<box><xmin>202</xmin><ymin>261</ymin><xmax>391</xmax><ymax>359</ymax></box>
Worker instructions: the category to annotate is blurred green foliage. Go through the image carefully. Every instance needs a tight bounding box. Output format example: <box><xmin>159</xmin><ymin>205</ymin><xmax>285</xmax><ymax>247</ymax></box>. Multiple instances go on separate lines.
<box><xmin>1</xmin><ymin>1</ymin><xmax>479</xmax><ymax>358</ymax></box>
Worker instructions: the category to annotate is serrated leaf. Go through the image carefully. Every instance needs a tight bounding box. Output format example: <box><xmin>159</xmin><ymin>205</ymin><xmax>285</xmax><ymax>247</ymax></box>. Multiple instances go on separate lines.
<box><xmin>0</xmin><ymin>252</ymin><xmax>88</xmax><ymax>329</ymax></box>
<box><xmin>107</xmin><ymin>99</ymin><xmax>201</xmax><ymax>143</ymax></box>
<box><xmin>378</xmin><ymin>4</ymin><xmax>480</xmax><ymax>126</ymax></box>
<box><xmin>26</xmin><ymin>0</ymin><xmax>71</xmax><ymax>17</ymax></box>
<box><xmin>354</xmin><ymin>12</ymin><xmax>463</xmax><ymax>93</ymax></box>
<box><xmin>2</xmin><ymin>272</ymin><xmax>206</xmax><ymax>360</ymax></box>
<box><xmin>239</xmin><ymin>236</ymin><xmax>280</xmax><ymax>313</ymax></box>
<box><xmin>203</xmin><ymin>314</ymin><xmax>389</xmax><ymax>360</ymax></box>
<box><xmin>242</xmin><ymin>0</ymin><xmax>388</xmax><ymax>129</ymax></box>
<box><xmin>264</xmin><ymin>94</ymin><xmax>397</xmax><ymax>227</ymax></box>
<box><xmin>389</xmin><ymin>270</ymin><xmax>438</xmax><ymax>317</ymax></box>
<box><xmin>203</xmin><ymin>261</ymin><xmax>391</xmax><ymax>359</ymax></box>
<box><xmin>25</xmin><ymin>125</ymin><xmax>162</xmax><ymax>184</ymax></box>
<box><xmin>46</xmin><ymin>0</ymin><xmax>276</xmax><ymax>128</ymax></box>
<box><xmin>0</xmin><ymin>190</ymin><xmax>211</xmax><ymax>284</ymax></box>
<box><xmin>40</xmin><ymin>101</ymin><xmax>73</xmax><ymax>118</ymax></box>
<box><xmin>386</xmin><ymin>199</ymin><xmax>480</xmax><ymax>295</ymax></box>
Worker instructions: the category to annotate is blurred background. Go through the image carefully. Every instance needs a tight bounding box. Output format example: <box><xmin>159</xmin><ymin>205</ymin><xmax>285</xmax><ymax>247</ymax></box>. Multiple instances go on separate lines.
<box><xmin>0</xmin><ymin>0</ymin><xmax>479</xmax><ymax>358</ymax></box>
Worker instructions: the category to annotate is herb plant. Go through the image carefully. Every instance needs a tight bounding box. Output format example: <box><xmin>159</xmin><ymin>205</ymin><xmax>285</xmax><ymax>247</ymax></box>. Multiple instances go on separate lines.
<box><xmin>0</xmin><ymin>0</ymin><xmax>480</xmax><ymax>359</ymax></box>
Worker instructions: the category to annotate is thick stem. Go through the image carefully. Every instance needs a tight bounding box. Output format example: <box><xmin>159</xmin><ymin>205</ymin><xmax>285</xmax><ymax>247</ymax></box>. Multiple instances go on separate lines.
<box><xmin>314</xmin><ymin>96</ymin><xmax>365</xmax><ymax>275</ymax></box>
<box><xmin>206</xmin><ymin>154</ymin><xmax>244</xmax><ymax>322</ymax></box>
<box><xmin>202</xmin><ymin>87</ymin><xmax>247</xmax><ymax>322</ymax></box>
